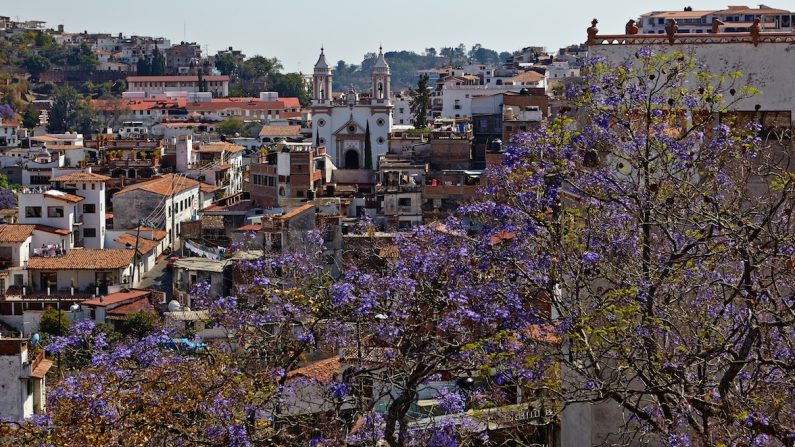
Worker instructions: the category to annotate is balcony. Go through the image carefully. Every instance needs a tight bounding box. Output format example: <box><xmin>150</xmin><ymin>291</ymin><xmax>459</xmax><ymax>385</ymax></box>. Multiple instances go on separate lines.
<box><xmin>108</xmin><ymin>159</ymin><xmax>156</xmax><ymax>168</ymax></box>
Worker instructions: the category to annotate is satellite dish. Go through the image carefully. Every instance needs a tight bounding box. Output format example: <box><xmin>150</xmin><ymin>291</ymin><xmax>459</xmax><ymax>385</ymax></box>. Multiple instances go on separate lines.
<box><xmin>167</xmin><ymin>300</ymin><xmax>182</xmax><ymax>312</ymax></box>
<box><xmin>69</xmin><ymin>303</ymin><xmax>81</xmax><ymax>312</ymax></box>
<box><xmin>30</xmin><ymin>333</ymin><xmax>40</xmax><ymax>346</ymax></box>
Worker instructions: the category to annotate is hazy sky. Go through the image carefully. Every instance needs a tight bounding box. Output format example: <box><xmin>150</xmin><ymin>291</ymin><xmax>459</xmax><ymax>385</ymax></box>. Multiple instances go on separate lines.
<box><xmin>7</xmin><ymin>0</ymin><xmax>750</xmax><ymax>71</ymax></box>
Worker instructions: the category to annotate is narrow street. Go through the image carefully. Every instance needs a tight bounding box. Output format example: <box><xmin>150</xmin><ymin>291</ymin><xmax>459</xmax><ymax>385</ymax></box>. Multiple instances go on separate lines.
<box><xmin>138</xmin><ymin>256</ymin><xmax>173</xmax><ymax>301</ymax></box>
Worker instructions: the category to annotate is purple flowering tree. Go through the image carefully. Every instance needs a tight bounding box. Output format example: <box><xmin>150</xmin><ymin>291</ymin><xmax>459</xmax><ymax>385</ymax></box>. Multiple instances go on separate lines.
<box><xmin>331</xmin><ymin>220</ymin><xmax>553</xmax><ymax>446</ymax></box>
<box><xmin>466</xmin><ymin>50</ymin><xmax>795</xmax><ymax>445</ymax></box>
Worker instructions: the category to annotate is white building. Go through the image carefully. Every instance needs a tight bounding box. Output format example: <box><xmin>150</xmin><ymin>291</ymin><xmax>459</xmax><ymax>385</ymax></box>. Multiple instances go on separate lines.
<box><xmin>175</xmin><ymin>138</ymin><xmax>244</xmax><ymax>198</ymax></box>
<box><xmin>49</xmin><ymin>170</ymin><xmax>109</xmax><ymax>249</ymax></box>
<box><xmin>18</xmin><ymin>189</ymin><xmax>84</xmax><ymax>248</ymax></box>
<box><xmin>392</xmin><ymin>94</ymin><xmax>414</xmax><ymax>126</ymax></box>
<box><xmin>639</xmin><ymin>5</ymin><xmax>794</xmax><ymax>35</ymax></box>
<box><xmin>0</xmin><ymin>119</ymin><xmax>24</xmax><ymax>147</ymax></box>
<box><xmin>436</xmin><ymin>69</ymin><xmax>546</xmax><ymax>119</ymax></box>
<box><xmin>0</xmin><ymin>338</ymin><xmax>50</xmax><ymax>420</ymax></box>
<box><xmin>126</xmin><ymin>75</ymin><xmax>230</xmax><ymax>98</ymax></box>
<box><xmin>311</xmin><ymin>47</ymin><xmax>393</xmax><ymax>170</ymax></box>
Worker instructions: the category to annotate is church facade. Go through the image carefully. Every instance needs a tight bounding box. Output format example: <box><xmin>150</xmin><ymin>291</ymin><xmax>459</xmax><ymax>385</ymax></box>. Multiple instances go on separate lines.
<box><xmin>311</xmin><ymin>47</ymin><xmax>393</xmax><ymax>170</ymax></box>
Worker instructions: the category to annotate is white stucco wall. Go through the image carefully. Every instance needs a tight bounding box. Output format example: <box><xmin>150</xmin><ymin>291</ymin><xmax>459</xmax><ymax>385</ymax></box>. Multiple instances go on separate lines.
<box><xmin>590</xmin><ymin>41</ymin><xmax>795</xmax><ymax>116</ymax></box>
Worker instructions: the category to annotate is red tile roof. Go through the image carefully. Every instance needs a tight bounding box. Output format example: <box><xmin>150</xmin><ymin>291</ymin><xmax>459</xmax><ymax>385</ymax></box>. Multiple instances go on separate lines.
<box><xmin>51</xmin><ymin>172</ymin><xmax>110</xmax><ymax>183</ymax></box>
<box><xmin>233</xmin><ymin>223</ymin><xmax>262</xmax><ymax>232</ymax></box>
<box><xmin>106</xmin><ymin>299</ymin><xmax>155</xmax><ymax>318</ymax></box>
<box><xmin>43</xmin><ymin>190</ymin><xmax>84</xmax><ymax>203</ymax></box>
<box><xmin>259</xmin><ymin>125</ymin><xmax>302</xmax><ymax>138</ymax></box>
<box><xmin>0</xmin><ymin>224</ymin><xmax>36</xmax><ymax>243</ymax></box>
<box><xmin>26</xmin><ymin>249</ymin><xmax>134</xmax><ymax>270</ymax></box>
<box><xmin>508</xmin><ymin>70</ymin><xmax>544</xmax><ymax>84</ymax></box>
<box><xmin>114</xmin><ymin>233</ymin><xmax>159</xmax><ymax>255</ymax></box>
<box><xmin>286</xmin><ymin>357</ymin><xmax>340</xmax><ymax>382</ymax></box>
<box><xmin>114</xmin><ymin>174</ymin><xmax>200</xmax><ymax>197</ymax></box>
<box><xmin>127</xmin><ymin>75</ymin><xmax>229</xmax><ymax>82</ymax></box>
<box><xmin>199</xmin><ymin>183</ymin><xmax>221</xmax><ymax>194</ymax></box>
<box><xmin>203</xmin><ymin>200</ymin><xmax>254</xmax><ymax>213</ymax></box>
<box><xmin>82</xmin><ymin>289</ymin><xmax>151</xmax><ymax>307</ymax></box>
<box><xmin>133</xmin><ymin>227</ymin><xmax>167</xmax><ymax>241</ymax></box>
<box><xmin>280</xmin><ymin>204</ymin><xmax>315</xmax><ymax>220</ymax></box>
<box><xmin>34</xmin><ymin>225</ymin><xmax>71</xmax><ymax>236</ymax></box>
<box><xmin>195</xmin><ymin>142</ymin><xmax>244</xmax><ymax>154</ymax></box>
<box><xmin>30</xmin><ymin>359</ymin><xmax>53</xmax><ymax>379</ymax></box>
<box><xmin>185</xmin><ymin>98</ymin><xmax>300</xmax><ymax>113</ymax></box>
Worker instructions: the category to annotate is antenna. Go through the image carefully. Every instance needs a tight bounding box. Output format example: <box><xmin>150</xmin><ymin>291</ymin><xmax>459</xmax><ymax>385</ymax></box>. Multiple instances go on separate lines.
<box><xmin>183</xmin><ymin>20</ymin><xmax>186</xmax><ymax>42</ymax></box>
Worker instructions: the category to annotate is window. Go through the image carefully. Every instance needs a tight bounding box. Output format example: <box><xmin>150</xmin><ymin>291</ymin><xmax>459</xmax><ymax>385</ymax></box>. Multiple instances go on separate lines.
<box><xmin>83</xmin><ymin>204</ymin><xmax>96</xmax><ymax>214</ymax></box>
<box><xmin>91</xmin><ymin>183</ymin><xmax>95</xmax><ymax>190</ymax></box>
<box><xmin>25</xmin><ymin>207</ymin><xmax>42</xmax><ymax>218</ymax></box>
<box><xmin>82</xmin><ymin>183</ymin><xmax>86</xmax><ymax>190</ymax></box>
<box><xmin>398</xmin><ymin>197</ymin><xmax>412</xmax><ymax>207</ymax></box>
<box><xmin>47</xmin><ymin>206</ymin><xmax>64</xmax><ymax>218</ymax></box>
<box><xmin>83</xmin><ymin>228</ymin><xmax>97</xmax><ymax>238</ymax></box>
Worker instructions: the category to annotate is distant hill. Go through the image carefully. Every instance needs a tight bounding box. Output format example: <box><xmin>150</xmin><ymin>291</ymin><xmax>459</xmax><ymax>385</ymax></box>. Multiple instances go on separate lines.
<box><xmin>332</xmin><ymin>45</ymin><xmax>511</xmax><ymax>92</ymax></box>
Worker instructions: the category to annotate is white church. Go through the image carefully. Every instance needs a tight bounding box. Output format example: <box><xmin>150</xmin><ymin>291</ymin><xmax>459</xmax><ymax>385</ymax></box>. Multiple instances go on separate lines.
<box><xmin>311</xmin><ymin>47</ymin><xmax>393</xmax><ymax>170</ymax></box>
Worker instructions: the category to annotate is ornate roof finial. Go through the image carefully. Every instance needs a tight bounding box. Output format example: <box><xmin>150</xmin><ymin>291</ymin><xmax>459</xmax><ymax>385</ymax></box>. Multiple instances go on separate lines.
<box><xmin>665</xmin><ymin>19</ymin><xmax>678</xmax><ymax>45</ymax></box>
<box><xmin>750</xmin><ymin>18</ymin><xmax>761</xmax><ymax>47</ymax></box>
<box><xmin>587</xmin><ymin>18</ymin><xmax>599</xmax><ymax>45</ymax></box>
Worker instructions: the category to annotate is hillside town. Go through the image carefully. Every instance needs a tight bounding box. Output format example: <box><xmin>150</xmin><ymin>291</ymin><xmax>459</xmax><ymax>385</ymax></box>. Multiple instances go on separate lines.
<box><xmin>0</xmin><ymin>4</ymin><xmax>794</xmax><ymax>447</ymax></box>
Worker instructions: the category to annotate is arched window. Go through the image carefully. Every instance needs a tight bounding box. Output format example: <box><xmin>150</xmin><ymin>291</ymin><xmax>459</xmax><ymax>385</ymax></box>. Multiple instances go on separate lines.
<box><xmin>345</xmin><ymin>150</ymin><xmax>360</xmax><ymax>169</ymax></box>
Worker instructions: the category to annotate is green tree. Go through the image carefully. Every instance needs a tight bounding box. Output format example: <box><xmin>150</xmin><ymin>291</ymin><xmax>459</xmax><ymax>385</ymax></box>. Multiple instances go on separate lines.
<box><xmin>22</xmin><ymin>105</ymin><xmax>40</xmax><ymax>129</ymax></box>
<box><xmin>48</xmin><ymin>86</ymin><xmax>96</xmax><ymax>134</ymax></box>
<box><xmin>40</xmin><ymin>307</ymin><xmax>70</xmax><ymax>336</ymax></box>
<box><xmin>239</xmin><ymin>55</ymin><xmax>281</xmax><ymax>81</ymax></box>
<box><xmin>150</xmin><ymin>47</ymin><xmax>166</xmax><ymax>76</ymax></box>
<box><xmin>409</xmin><ymin>74</ymin><xmax>430</xmax><ymax>128</ymax></box>
<box><xmin>469</xmin><ymin>44</ymin><xmax>500</xmax><ymax>64</ymax></box>
<box><xmin>269</xmin><ymin>72</ymin><xmax>309</xmax><ymax>106</ymax></box>
<box><xmin>136</xmin><ymin>57</ymin><xmax>151</xmax><ymax>76</ymax></box>
<box><xmin>216</xmin><ymin>117</ymin><xmax>244</xmax><ymax>136</ymax></box>
<box><xmin>364</xmin><ymin>121</ymin><xmax>373</xmax><ymax>169</ymax></box>
<box><xmin>34</xmin><ymin>31</ymin><xmax>55</xmax><ymax>48</ymax></box>
<box><xmin>215</xmin><ymin>53</ymin><xmax>238</xmax><ymax>78</ymax></box>
<box><xmin>23</xmin><ymin>54</ymin><xmax>51</xmax><ymax>79</ymax></box>
<box><xmin>122</xmin><ymin>311</ymin><xmax>157</xmax><ymax>339</ymax></box>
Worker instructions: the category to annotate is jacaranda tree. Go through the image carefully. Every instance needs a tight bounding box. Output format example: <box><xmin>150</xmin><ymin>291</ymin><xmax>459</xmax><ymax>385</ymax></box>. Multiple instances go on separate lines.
<box><xmin>465</xmin><ymin>50</ymin><xmax>795</xmax><ymax>446</ymax></box>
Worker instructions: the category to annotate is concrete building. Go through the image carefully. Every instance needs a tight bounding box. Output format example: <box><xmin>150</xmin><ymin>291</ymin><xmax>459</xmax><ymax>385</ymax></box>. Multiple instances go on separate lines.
<box><xmin>639</xmin><ymin>5</ymin><xmax>795</xmax><ymax>34</ymax></box>
<box><xmin>311</xmin><ymin>47</ymin><xmax>393</xmax><ymax>170</ymax></box>
<box><xmin>178</xmin><ymin>141</ymin><xmax>244</xmax><ymax>198</ymax></box>
<box><xmin>126</xmin><ymin>75</ymin><xmax>230</xmax><ymax>98</ymax></box>
<box><xmin>249</xmin><ymin>142</ymin><xmax>334</xmax><ymax>208</ymax></box>
<box><xmin>0</xmin><ymin>338</ymin><xmax>51</xmax><ymax>420</ymax></box>
<box><xmin>165</xmin><ymin>42</ymin><xmax>202</xmax><ymax>74</ymax></box>
<box><xmin>111</xmin><ymin>174</ymin><xmax>201</xmax><ymax>249</ymax></box>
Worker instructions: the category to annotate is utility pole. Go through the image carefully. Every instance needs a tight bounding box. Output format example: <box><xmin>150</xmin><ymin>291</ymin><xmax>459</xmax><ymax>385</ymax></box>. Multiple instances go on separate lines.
<box><xmin>130</xmin><ymin>221</ymin><xmax>142</xmax><ymax>286</ymax></box>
